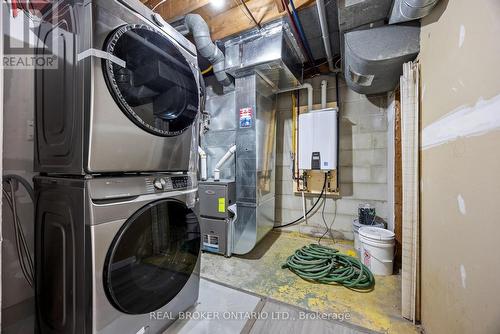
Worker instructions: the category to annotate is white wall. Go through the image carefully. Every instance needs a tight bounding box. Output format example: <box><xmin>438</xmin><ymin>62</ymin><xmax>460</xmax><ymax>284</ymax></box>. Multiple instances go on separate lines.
<box><xmin>419</xmin><ymin>0</ymin><xmax>500</xmax><ymax>332</ymax></box>
<box><xmin>1</xmin><ymin>1</ymin><xmax>5</xmax><ymax>325</ymax></box>
<box><xmin>275</xmin><ymin>75</ymin><xmax>389</xmax><ymax>239</ymax></box>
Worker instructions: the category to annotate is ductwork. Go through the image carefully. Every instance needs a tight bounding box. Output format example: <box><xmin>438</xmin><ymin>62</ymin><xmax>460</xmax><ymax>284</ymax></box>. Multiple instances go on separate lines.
<box><xmin>389</xmin><ymin>0</ymin><xmax>440</xmax><ymax>24</ymax></box>
<box><xmin>184</xmin><ymin>14</ymin><xmax>232</xmax><ymax>86</ymax></box>
<box><xmin>344</xmin><ymin>24</ymin><xmax>420</xmax><ymax>94</ymax></box>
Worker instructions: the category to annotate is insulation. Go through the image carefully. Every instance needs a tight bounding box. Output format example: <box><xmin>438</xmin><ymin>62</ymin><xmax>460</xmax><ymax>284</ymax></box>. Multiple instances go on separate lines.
<box><xmin>344</xmin><ymin>24</ymin><xmax>420</xmax><ymax>94</ymax></box>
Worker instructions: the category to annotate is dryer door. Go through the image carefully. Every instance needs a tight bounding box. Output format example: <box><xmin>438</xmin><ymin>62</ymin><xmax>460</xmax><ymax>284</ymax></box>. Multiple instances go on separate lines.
<box><xmin>103</xmin><ymin>24</ymin><xmax>200</xmax><ymax>137</ymax></box>
<box><xmin>103</xmin><ymin>199</ymin><xmax>200</xmax><ymax>314</ymax></box>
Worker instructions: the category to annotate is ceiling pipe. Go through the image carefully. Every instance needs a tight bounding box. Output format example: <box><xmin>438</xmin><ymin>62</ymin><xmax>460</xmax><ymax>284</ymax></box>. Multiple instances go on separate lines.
<box><xmin>316</xmin><ymin>0</ymin><xmax>334</xmax><ymax>72</ymax></box>
<box><xmin>183</xmin><ymin>14</ymin><xmax>232</xmax><ymax>86</ymax></box>
<box><xmin>321</xmin><ymin>79</ymin><xmax>328</xmax><ymax>109</ymax></box>
<box><xmin>277</xmin><ymin>83</ymin><xmax>313</xmax><ymax>112</ymax></box>
<box><xmin>214</xmin><ymin>145</ymin><xmax>237</xmax><ymax>182</ymax></box>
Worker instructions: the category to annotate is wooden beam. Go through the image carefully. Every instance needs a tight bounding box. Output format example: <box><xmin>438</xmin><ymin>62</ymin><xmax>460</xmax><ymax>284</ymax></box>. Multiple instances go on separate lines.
<box><xmin>274</xmin><ymin>0</ymin><xmax>286</xmax><ymax>13</ymax></box>
<box><xmin>142</xmin><ymin>0</ymin><xmax>313</xmax><ymax>40</ymax></box>
<box><xmin>208</xmin><ymin>0</ymin><xmax>313</xmax><ymax>40</ymax></box>
<box><xmin>149</xmin><ymin>0</ymin><xmax>212</xmax><ymax>20</ymax></box>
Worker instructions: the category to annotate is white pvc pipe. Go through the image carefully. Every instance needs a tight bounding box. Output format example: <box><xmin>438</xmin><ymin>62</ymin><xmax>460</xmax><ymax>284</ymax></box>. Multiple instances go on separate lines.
<box><xmin>213</xmin><ymin>145</ymin><xmax>237</xmax><ymax>181</ymax></box>
<box><xmin>321</xmin><ymin>80</ymin><xmax>328</xmax><ymax>109</ymax></box>
<box><xmin>198</xmin><ymin>146</ymin><xmax>208</xmax><ymax>181</ymax></box>
<box><xmin>277</xmin><ymin>83</ymin><xmax>314</xmax><ymax>111</ymax></box>
<box><xmin>316</xmin><ymin>0</ymin><xmax>334</xmax><ymax>72</ymax></box>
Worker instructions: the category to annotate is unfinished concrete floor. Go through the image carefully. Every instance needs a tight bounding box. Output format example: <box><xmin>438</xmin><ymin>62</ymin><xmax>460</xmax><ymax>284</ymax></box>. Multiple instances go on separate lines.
<box><xmin>201</xmin><ymin>231</ymin><xmax>420</xmax><ymax>334</ymax></box>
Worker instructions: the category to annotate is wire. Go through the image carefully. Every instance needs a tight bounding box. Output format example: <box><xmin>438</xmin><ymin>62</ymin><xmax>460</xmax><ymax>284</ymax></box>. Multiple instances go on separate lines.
<box><xmin>230</xmin><ymin>0</ymin><xmax>255</xmax><ymax>26</ymax></box>
<box><xmin>289</xmin><ymin>0</ymin><xmax>314</xmax><ymax>64</ymax></box>
<box><xmin>239</xmin><ymin>0</ymin><xmax>262</xmax><ymax>29</ymax></box>
<box><xmin>3</xmin><ymin>185</ymin><xmax>34</xmax><ymax>287</ymax></box>
<box><xmin>274</xmin><ymin>173</ymin><xmax>328</xmax><ymax>229</ymax></box>
<box><xmin>152</xmin><ymin>0</ymin><xmax>168</xmax><ymax>11</ymax></box>
<box><xmin>318</xmin><ymin>191</ymin><xmax>337</xmax><ymax>244</ymax></box>
<box><xmin>282</xmin><ymin>0</ymin><xmax>313</xmax><ymax>64</ymax></box>
<box><xmin>2</xmin><ymin>175</ymin><xmax>35</xmax><ymax>287</ymax></box>
<box><xmin>201</xmin><ymin>65</ymin><xmax>213</xmax><ymax>75</ymax></box>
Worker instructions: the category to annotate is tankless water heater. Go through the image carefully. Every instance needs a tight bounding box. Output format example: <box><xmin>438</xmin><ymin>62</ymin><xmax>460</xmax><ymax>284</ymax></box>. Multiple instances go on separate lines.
<box><xmin>298</xmin><ymin>108</ymin><xmax>338</xmax><ymax>171</ymax></box>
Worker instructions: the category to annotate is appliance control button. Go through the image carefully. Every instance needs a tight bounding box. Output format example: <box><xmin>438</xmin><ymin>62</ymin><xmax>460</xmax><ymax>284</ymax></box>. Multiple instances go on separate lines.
<box><xmin>153</xmin><ymin>179</ymin><xmax>163</xmax><ymax>190</ymax></box>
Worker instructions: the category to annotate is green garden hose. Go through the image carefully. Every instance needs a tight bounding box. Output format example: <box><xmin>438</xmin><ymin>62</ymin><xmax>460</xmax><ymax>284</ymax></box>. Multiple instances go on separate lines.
<box><xmin>282</xmin><ymin>244</ymin><xmax>375</xmax><ymax>290</ymax></box>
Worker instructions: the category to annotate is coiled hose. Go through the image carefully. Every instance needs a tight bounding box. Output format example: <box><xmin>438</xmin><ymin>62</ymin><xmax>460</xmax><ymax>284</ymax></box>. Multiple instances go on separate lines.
<box><xmin>282</xmin><ymin>244</ymin><xmax>375</xmax><ymax>290</ymax></box>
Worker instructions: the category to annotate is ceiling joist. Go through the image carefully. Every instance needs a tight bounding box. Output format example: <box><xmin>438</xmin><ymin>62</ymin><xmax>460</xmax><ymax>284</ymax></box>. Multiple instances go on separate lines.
<box><xmin>142</xmin><ymin>0</ymin><xmax>313</xmax><ymax>40</ymax></box>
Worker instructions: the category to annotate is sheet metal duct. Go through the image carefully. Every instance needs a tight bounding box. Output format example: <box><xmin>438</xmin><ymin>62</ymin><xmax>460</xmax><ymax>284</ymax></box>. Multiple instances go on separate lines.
<box><xmin>344</xmin><ymin>24</ymin><xmax>420</xmax><ymax>94</ymax></box>
<box><xmin>201</xmin><ymin>89</ymin><xmax>237</xmax><ymax>182</ymax></box>
<box><xmin>232</xmin><ymin>74</ymin><xmax>277</xmax><ymax>255</ymax></box>
<box><xmin>389</xmin><ymin>0</ymin><xmax>440</xmax><ymax>24</ymax></box>
<box><xmin>224</xmin><ymin>20</ymin><xmax>305</xmax><ymax>90</ymax></box>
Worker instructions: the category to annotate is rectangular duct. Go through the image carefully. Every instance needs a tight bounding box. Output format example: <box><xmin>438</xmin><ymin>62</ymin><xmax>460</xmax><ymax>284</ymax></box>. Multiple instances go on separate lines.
<box><xmin>224</xmin><ymin>20</ymin><xmax>305</xmax><ymax>90</ymax></box>
<box><xmin>232</xmin><ymin>74</ymin><xmax>277</xmax><ymax>255</ymax></box>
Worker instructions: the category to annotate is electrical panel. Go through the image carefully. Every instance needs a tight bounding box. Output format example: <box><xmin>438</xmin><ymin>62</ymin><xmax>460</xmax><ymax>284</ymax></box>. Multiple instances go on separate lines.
<box><xmin>298</xmin><ymin>108</ymin><xmax>338</xmax><ymax>171</ymax></box>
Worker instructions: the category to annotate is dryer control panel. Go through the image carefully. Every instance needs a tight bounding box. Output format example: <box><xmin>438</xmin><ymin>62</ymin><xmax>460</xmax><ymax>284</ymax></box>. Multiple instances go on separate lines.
<box><xmin>88</xmin><ymin>174</ymin><xmax>195</xmax><ymax>201</ymax></box>
<box><xmin>147</xmin><ymin>175</ymin><xmax>192</xmax><ymax>192</ymax></box>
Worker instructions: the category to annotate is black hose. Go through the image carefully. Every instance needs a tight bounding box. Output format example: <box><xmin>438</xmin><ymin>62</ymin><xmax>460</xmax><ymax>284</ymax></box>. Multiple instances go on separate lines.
<box><xmin>2</xmin><ymin>175</ymin><xmax>35</xmax><ymax>287</ymax></box>
<box><xmin>274</xmin><ymin>174</ymin><xmax>327</xmax><ymax>229</ymax></box>
<box><xmin>4</xmin><ymin>174</ymin><xmax>35</xmax><ymax>201</ymax></box>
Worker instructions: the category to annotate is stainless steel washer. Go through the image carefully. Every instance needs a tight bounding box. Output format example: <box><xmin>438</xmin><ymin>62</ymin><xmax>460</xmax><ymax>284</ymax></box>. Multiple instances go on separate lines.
<box><xmin>34</xmin><ymin>174</ymin><xmax>200</xmax><ymax>334</ymax></box>
<box><xmin>35</xmin><ymin>0</ymin><xmax>204</xmax><ymax>174</ymax></box>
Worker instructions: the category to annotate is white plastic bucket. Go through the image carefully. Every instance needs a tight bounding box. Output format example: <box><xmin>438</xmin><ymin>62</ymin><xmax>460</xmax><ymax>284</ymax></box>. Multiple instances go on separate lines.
<box><xmin>359</xmin><ymin>226</ymin><xmax>395</xmax><ymax>276</ymax></box>
<box><xmin>352</xmin><ymin>218</ymin><xmax>385</xmax><ymax>254</ymax></box>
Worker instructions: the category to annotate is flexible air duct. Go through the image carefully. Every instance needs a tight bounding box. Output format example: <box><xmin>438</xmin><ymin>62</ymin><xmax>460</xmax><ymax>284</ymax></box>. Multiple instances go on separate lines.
<box><xmin>184</xmin><ymin>14</ymin><xmax>232</xmax><ymax>86</ymax></box>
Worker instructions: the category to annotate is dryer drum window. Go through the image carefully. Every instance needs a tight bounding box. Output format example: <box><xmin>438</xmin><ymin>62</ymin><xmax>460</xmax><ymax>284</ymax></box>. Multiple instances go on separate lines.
<box><xmin>103</xmin><ymin>24</ymin><xmax>200</xmax><ymax>137</ymax></box>
<box><xmin>103</xmin><ymin>199</ymin><xmax>200</xmax><ymax>315</ymax></box>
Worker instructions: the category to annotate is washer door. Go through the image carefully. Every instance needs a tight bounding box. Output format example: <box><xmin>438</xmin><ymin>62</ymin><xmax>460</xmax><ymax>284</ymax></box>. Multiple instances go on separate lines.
<box><xmin>103</xmin><ymin>24</ymin><xmax>200</xmax><ymax>137</ymax></box>
<box><xmin>103</xmin><ymin>199</ymin><xmax>200</xmax><ymax>315</ymax></box>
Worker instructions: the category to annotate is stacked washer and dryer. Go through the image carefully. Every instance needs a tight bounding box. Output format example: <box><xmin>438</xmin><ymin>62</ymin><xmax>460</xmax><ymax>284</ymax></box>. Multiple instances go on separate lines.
<box><xmin>34</xmin><ymin>1</ymin><xmax>203</xmax><ymax>333</ymax></box>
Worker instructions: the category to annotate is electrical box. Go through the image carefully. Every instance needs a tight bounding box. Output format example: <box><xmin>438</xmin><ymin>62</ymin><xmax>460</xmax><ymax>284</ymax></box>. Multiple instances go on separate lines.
<box><xmin>298</xmin><ymin>108</ymin><xmax>338</xmax><ymax>171</ymax></box>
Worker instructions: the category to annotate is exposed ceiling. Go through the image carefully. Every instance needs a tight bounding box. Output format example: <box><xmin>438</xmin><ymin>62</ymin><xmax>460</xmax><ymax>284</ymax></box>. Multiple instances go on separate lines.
<box><xmin>141</xmin><ymin>0</ymin><xmax>315</xmax><ymax>40</ymax></box>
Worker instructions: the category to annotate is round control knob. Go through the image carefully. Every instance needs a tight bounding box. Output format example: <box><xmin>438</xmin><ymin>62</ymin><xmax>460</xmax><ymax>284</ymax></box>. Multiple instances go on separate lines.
<box><xmin>153</xmin><ymin>179</ymin><xmax>163</xmax><ymax>190</ymax></box>
<box><xmin>160</xmin><ymin>178</ymin><xmax>167</xmax><ymax>187</ymax></box>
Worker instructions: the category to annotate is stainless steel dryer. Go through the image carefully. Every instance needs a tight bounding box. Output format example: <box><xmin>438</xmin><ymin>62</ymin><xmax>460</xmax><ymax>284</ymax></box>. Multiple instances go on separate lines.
<box><xmin>34</xmin><ymin>174</ymin><xmax>200</xmax><ymax>334</ymax></box>
<box><xmin>35</xmin><ymin>0</ymin><xmax>203</xmax><ymax>174</ymax></box>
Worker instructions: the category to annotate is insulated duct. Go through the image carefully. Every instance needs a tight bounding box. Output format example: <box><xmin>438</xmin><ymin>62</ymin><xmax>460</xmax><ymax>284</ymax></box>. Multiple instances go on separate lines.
<box><xmin>389</xmin><ymin>0</ymin><xmax>440</xmax><ymax>24</ymax></box>
<box><xmin>184</xmin><ymin>14</ymin><xmax>232</xmax><ymax>86</ymax></box>
<box><xmin>344</xmin><ymin>24</ymin><xmax>420</xmax><ymax>94</ymax></box>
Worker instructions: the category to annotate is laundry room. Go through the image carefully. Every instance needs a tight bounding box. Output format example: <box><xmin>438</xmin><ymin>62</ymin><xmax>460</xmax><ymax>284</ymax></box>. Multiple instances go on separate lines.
<box><xmin>1</xmin><ymin>0</ymin><xmax>500</xmax><ymax>333</ymax></box>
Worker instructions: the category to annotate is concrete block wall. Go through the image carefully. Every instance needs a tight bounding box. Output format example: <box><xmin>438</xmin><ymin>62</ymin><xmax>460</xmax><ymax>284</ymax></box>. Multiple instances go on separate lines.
<box><xmin>275</xmin><ymin>75</ymin><xmax>389</xmax><ymax>240</ymax></box>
